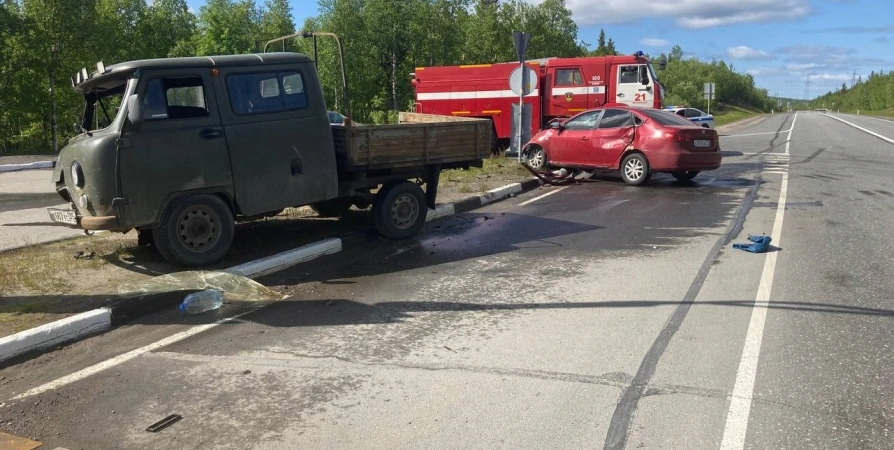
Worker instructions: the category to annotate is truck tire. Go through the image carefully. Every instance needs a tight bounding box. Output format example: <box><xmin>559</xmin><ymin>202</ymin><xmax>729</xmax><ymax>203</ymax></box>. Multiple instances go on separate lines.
<box><xmin>152</xmin><ymin>194</ymin><xmax>235</xmax><ymax>267</ymax></box>
<box><xmin>373</xmin><ymin>181</ymin><xmax>428</xmax><ymax>239</ymax></box>
<box><xmin>310</xmin><ymin>198</ymin><xmax>354</xmax><ymax>217</ymax></box>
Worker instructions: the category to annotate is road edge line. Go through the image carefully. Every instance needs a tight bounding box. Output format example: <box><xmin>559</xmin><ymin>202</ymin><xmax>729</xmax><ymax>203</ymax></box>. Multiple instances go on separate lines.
<box><xmin>820</xmin><ymin>113</ymin><xmax>894</xmax><ymax>145</ymax></box>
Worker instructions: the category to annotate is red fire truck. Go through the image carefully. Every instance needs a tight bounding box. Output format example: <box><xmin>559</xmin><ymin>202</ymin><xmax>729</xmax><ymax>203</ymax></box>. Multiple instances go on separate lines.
<box><xmin>411</xmin><ymin>52</ymin><xmax>665</xmax><ymax>151</ymax></box>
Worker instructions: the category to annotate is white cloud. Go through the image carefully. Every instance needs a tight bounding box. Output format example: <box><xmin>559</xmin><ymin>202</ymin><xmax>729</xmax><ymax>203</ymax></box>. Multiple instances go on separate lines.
<box><xmin>639</xmin><ymin>38</ymin><xmax>672</xmax><ymax>47</ymax></box>
<box><xmin>560</xmin><ymin>0</ymin><xmax>811</xmax><ymax>28</ymax></box>
<box><xmin>727</xmin><ymin>46</ymin><xmax>772</xmax><ymax>60</ymax></box>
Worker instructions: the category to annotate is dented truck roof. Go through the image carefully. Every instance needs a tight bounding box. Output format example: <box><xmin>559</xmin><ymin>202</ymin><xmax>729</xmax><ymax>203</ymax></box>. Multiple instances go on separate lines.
<box><xmin>73</xmin><ymin>52</ymin><xmax>313</xmax><ymax>92</ymax></box>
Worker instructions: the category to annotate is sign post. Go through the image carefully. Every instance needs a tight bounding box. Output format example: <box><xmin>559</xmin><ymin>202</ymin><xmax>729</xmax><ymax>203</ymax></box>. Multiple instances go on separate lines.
<box><xmin>512</xmin><ymin>31</ymin><xmax>531</xmax><ymax>161</ymax></box>
<box><xmin>704</xmin><ymin>83</ymin><xmax>716</xmax><ymax>115</ymax></box>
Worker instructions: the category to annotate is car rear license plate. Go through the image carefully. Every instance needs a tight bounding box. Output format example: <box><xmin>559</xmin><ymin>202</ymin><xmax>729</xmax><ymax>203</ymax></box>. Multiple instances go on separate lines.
<box><xmin>694</xmin><ymin>139</ymin><xmax>712</xmax><ymax>148</ymax></box>
<box><xmin>48</xmin><ymin>208</ymin><xmax>78</xmax><ymax>225</ymax></box>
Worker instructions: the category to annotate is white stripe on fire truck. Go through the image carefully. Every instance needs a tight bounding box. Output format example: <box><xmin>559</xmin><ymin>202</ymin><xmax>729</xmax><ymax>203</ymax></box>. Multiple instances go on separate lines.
<box><xmin>416</xmin><ymin>89</ymin><xmax>540</xmax><ymax>101</ymax></box>
<box><xmin>550</xmin><ymin>86</ymin><xmax>605</xmax><ymax>95</ymax></box>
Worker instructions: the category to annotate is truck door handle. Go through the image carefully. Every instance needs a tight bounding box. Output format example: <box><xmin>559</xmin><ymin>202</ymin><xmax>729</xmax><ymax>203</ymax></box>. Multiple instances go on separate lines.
<box><xmin>553</xmin><ymin>95</ymin><xmax>560</xmax><ymax>99</ymax></box>
<box><xmin>200</xmin><ymin>129</ymin><xmax>223</xmax><ymax>140</ymax></box>
<box><xmin>617</xmin><ymin>93</ymin><xmax>625</xmax><ymax>97</ymax></box>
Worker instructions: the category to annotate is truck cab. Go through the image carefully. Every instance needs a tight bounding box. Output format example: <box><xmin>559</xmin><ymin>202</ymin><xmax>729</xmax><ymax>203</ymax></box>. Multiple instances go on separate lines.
<box><xmin>52</xmin><ymin>54</ymin><xmax>339</xmax><ymax>265</ymax></box>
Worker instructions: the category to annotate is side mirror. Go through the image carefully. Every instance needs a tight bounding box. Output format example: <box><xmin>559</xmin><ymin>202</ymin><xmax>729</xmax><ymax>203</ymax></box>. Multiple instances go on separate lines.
<box><xmin>658</xmin><ymin>58</ymin><xmax>667</xmax><ymax>70</ymax></box>
<box><xmin>549</xmin><ymin>121</ymin><xmax>563</xmax><ymax>130</ymax></box>
<box><xmin>639</xmin><ymin>67</ymin><xmax>649</xmax><ymax>85</ymax></box>
<box><xmin>126</xmin><ymin>94</ymin><xmax>143</xmax><ymax>128</ymax></box>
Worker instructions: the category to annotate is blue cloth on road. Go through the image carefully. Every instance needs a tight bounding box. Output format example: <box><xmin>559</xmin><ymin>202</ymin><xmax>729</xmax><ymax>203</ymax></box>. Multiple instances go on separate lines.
<box><xmin>733</xmin><ymin>235</ymin><xmax>772</xmax><ymax>253</ymax></box>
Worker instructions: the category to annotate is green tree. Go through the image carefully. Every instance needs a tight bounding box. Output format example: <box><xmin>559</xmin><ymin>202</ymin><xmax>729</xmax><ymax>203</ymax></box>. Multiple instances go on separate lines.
<box><xmin>259</xmin><ymin>0</ymin><xmax>295</xmax><ymax>49</ymax></box>
<box><xmin>192</xmin><ymin>0</ymin><xmax>261</xmax><ymax>56</ymax></box>
<box><xmin>145</xmin><ymin>0</ymin><xmax>196</xmax><ymax>58</ymax></box>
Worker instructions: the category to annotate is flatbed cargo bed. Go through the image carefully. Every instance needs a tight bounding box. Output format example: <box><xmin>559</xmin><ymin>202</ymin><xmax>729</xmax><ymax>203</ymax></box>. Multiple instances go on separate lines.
<box><xmin>333</xmin><ymin>112</ymin><xmax>491</xmax><ymax>171</ymax></box>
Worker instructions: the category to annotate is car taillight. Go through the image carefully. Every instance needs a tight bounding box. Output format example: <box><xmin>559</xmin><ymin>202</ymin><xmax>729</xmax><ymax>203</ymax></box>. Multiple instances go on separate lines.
<box><xmin>662</xmin><ymin>132</ymin><xmax>690</xmax><ymax>142</ymax></box>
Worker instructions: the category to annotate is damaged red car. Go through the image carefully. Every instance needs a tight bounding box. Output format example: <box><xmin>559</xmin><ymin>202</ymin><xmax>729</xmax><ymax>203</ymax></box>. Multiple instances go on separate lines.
<box><xmin>523</xmin><ymin>106</ymin><xmax>721</xmax><ymax>185</ymax></box>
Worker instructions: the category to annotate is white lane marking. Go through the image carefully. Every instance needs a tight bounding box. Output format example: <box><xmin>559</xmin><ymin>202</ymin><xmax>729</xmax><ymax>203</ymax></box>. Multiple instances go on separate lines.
<box><xmin>722</xmin><ymin>129</ymin><xmax>792</xmax><ymax>138</ymax></box>
<box><xmin>844</xmin><ymin>114</ymin><xmax>894</xmax><ymax>125</ymax></box>
<box><xmin>518</xmin><ymin>186</ymin><xmax>569</xmax><ymax>206</ymax></box>
<box><xmin>11</xmin><ymin>307</ymin><xmax>265</xmax><ymax>400</ymax></box>
<box><xmin>719</xmin><ymin>112</ymin><xmax>795</xmax><ymax>450</ymax></box>
<box><xmin>820</xmin><ymin>113</ymin><xmax>894</xmax><ymax>145</ymax></box>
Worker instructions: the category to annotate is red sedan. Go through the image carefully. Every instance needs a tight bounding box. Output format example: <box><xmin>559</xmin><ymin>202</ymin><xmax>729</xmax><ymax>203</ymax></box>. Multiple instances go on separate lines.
<box><xmin>523</xmin><ymin>106</ymin><xmax>722</xmax><ymax>185</ymax></box>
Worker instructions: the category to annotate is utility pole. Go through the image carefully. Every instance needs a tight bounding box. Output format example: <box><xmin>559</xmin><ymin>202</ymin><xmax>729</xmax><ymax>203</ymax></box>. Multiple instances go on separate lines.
<box><xmin>852</xmin><ymin>70</ymin><xmax>856</xmax><ymax>88</ymax></box>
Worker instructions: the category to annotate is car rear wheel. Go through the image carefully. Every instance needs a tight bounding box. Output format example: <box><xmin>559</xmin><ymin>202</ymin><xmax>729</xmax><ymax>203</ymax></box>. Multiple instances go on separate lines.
<box><xmin>526</xmin><ymin>146</ymin><xmax>548</xmax><ymax>171</ymax></box>
<box><xmin>621</xmin><ymin>153</ymin><xmax>650</xmax><ymax>186</ymax></box>
<box><xmin>672</xmin><ymin>171</ymin><xmax>700</xmax><ymax>181</ymax></box>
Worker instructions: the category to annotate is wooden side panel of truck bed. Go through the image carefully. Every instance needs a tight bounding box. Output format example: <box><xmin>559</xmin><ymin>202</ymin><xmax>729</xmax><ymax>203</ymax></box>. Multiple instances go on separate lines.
<box><xmin>333</xmin><ymin>112</ymin><xmax>490</xmax><ymax>170</ymax></box>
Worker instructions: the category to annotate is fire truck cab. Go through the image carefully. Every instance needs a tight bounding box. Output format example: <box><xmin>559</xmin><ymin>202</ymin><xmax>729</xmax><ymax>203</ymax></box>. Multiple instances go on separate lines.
<box><xmin>412</xmin><ymin>52</ymin><xmax>664</xmax><ymax>151</ymax></box>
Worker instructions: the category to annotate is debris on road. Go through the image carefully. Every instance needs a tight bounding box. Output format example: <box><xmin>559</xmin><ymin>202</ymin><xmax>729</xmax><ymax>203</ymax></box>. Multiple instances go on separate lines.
<box><xmin>179</xmin><ymin>289</ymin><xmax>224</xmax><ymax>315</ymax></box>
<box><xmin>146</xmin><ymin>414</ymin><xmax>182</xmax><ymax>433</ymax></box>
<box><xmin>733</xmin><ymin>235</ymin><xmax>772</xmax><ymax>253</ymax></box>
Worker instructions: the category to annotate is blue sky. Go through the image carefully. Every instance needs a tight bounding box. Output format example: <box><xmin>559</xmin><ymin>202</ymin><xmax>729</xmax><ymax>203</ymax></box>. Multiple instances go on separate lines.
<box><xmin>186</xmin><ymin>0</ymin><xmax>892</xmax><ymax>100</ymax></box>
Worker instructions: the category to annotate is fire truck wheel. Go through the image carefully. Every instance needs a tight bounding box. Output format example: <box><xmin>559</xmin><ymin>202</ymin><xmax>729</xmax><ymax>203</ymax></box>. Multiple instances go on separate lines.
<box><xmin>526</xmin><ymin>146</ymin><xmax>548</xmax><ymax>171</ymax></box>
<box><xmin>373</xmin><ymin>181</ymin><xmax>428</xmax><ymax>239</ymax></box>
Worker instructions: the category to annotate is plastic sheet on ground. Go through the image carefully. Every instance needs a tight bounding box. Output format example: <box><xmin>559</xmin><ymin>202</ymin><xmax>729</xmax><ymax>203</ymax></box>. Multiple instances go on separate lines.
<box><xmin>117</xmin><ymin>270</ymin><xmax>284</xmax><ymax>302</ymax></box>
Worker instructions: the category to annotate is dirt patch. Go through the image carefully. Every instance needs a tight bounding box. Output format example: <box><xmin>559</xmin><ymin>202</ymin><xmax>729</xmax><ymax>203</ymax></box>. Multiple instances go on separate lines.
<box><xmin>437</xmin><ymin>156</ymin><xmax>530</xmax><ymax>204</ymax></box>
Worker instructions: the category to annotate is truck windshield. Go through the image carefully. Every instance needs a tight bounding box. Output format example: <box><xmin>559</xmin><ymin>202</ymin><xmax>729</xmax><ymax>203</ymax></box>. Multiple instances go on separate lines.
<box><xmin>647</xmin><ymin>63</ymin><xmax>659</xmax><ymax>83</ymax></box>
<box><xmin>81</xmin><ymin>77</ymin><xmax>129</xmax><ymax>132</ymax></box>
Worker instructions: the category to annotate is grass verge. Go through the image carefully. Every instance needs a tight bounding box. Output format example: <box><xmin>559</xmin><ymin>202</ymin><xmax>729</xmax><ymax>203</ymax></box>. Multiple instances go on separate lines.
<box><xmin>713</xmin><ymin>105</ymin><xmax>764</xmax><ymax>127</ymax></box>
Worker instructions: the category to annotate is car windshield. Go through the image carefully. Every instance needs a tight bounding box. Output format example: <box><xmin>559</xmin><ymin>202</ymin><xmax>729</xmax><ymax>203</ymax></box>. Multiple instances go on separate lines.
<box><xmin>81</xmin><ymin>77</ymin><xmax>129</xmax><ymax>132</ymax></box>
<box><xmin>640</xmin><ymin>109</ymin><xmax>698</xmax><ymax>126</ymax></box>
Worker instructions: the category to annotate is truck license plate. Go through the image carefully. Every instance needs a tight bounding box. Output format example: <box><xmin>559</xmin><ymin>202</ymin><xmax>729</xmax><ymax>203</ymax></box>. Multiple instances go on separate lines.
<box><xmin>48</xmin><ymin>208</ymin><xmax>78</xmax><ymax>225</ymax></box>
<box><xmin>694</xmin><ymin>139</ymin><xmax>711</xmax><ymax>148</ymax></box>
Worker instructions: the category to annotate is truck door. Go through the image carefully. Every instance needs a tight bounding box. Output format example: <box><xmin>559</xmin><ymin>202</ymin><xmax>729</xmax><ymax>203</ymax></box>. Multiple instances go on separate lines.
<box><xmin>549</xmin><ymin>66</ymin><xmax>588</xmax><ymax>117</ymax></box>
<box><xmin>614</xmin><ymin>65</ymin><xmax>653</xmax><ymax>107</ymax></box>
<box><xmin>214</xmin><ymin>64</ymin><xmax>338</xmax><ymax>216</ymax></box>
<box><xmin>120</xmin><ymin>69</ymin><xmax>234</xmax><ymax>226</ymax></box>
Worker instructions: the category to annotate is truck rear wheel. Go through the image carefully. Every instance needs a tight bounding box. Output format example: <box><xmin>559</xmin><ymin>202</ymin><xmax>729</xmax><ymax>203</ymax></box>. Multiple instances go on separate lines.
<box><xmin>152</xmin><ymin>194</ymin><xmax>235</xmax><ymax>267</ymax></box>
<box><xmin>373</xmin><ymin>181</ymin><xmax>428</xmax><ymax>239</ymax></box>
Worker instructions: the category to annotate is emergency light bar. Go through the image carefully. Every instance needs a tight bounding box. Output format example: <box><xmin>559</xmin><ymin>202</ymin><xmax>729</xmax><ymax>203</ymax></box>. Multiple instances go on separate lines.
<box><xmin>633</xmin><ymin>51</ymin><xmax>645</xmax><ymax>58</ymax></box>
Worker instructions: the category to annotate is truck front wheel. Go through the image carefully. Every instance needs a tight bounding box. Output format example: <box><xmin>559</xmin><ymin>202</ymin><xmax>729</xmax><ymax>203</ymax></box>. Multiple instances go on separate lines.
<box><xmin>373</xmin><ymin>181</ymin><xmax>428</xmax><ymax>239</ymax></box>
<box><xmin>153</xmin><ymin>194</ymin><xmax>235</xmax><ymax>267</ymax></box>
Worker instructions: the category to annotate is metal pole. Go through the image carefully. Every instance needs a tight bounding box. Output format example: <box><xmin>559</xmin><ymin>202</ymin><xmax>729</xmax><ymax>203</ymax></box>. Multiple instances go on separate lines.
<box><xmin>517</xmin><ymin>63</ymin><xmax>524</xmax><ymax>162</ymax></box>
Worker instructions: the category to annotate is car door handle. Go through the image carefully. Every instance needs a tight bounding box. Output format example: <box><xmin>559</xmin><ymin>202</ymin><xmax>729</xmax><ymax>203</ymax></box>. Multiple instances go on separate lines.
<box><xmin>200</xmin><ymin>129</ymin><xmax>223</xmax><ymax>140</ymax></box>
<box><xmin>581</xmin><ymin>136</ymin><xmax>590</xmax><ymax>141</ymax></box>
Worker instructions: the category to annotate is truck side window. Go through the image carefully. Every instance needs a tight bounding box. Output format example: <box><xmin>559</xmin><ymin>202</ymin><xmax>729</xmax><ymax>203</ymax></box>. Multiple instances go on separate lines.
<box><xmin>555</xmin><ymin>68</ymin><xmax>583</xmax><ymax>86</ymax></box>
<box><xmin>226</xmin><ymin>72</ymin><xmax>307</xmax><ymax>115</ymax></box>
<box><xmin>619</xmin><ymin>66</ymin><xmax>639</xmax><ymax>84</ymax></box>
<box><xmin>143</xmin><ymin>77</ymin><xmax>209</xmax><ymax>120</ymax></box>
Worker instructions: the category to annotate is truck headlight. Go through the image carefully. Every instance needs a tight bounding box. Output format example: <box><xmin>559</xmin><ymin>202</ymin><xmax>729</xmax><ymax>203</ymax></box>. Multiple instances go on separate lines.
<box><xmin>71</xmin><ymin>161</ymin><xmax>85</xmax><ymax>188</ymax></box>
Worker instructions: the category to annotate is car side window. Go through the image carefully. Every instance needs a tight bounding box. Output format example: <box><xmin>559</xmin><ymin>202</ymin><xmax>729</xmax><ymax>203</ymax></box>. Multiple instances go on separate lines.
<box><xmin>563</xmin><ymin>111</ymin><xmax>600</xmax><ymax>130</ymax></box>
<box><xmin>675</xmin><ymin>109</ymin><xmax>686</xmax><ymax>117</ymax></box>
<box><xmin>685</xmin><ymin>109</ymin><xmax>702</xmax><ymax>118</ymax></box>
<box><xmin>226</xmin><ymin>71</ymin><xmax>308</xmax><ymax>115</ymax></box>
<box><xmin>555</xmin><ymin>68</ymin><xmax>584</xmax><ymax>86</ymax></box>
<box><xmin>597</xmin><ymin>109</ymin><xmax>633</xmax><ymax>129</ymax></box>
<box><xmin>143</xmin><ymin>76</ymin><xmax>209</xmax><ymax>120</ymax></box>
<box><xmin>619</xmin><ymin>66</ymin><xmax>639</xmax><ymax>84</ymax></box>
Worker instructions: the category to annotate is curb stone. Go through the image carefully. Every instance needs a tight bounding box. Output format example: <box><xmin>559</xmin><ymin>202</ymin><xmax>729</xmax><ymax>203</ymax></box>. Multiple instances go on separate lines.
<box><xmin>0</xmin><ymin>160</ymin><xmax>56</xmax><ymax>173</ymax></box>
<box><xmin>0</xmin><ymin>178</ymin><xmax>543</xmax><ymax>365</ymax></box>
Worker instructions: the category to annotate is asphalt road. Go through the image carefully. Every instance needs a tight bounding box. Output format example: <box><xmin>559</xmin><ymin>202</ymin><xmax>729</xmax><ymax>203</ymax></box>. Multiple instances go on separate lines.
<box><xmin>1</xmin><ymin>112</ymin><xmax>892</xmax><ymax>449</ymax></box>
<box><xmin>0</xmin><ymin>169</ymin><xmax>83</xmax><ymax>251</ymax></box>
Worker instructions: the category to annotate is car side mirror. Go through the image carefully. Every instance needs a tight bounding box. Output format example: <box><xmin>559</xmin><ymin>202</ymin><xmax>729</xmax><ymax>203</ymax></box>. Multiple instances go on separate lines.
<box><xmin>126</xmin><ymin>94</ymin><xmax>143</xmax><ymax>128</ymax></box>
<box><xmin>549</xmin><ymin>121</ymin><xmax>563</xmax><ymax>131</ymax></box>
